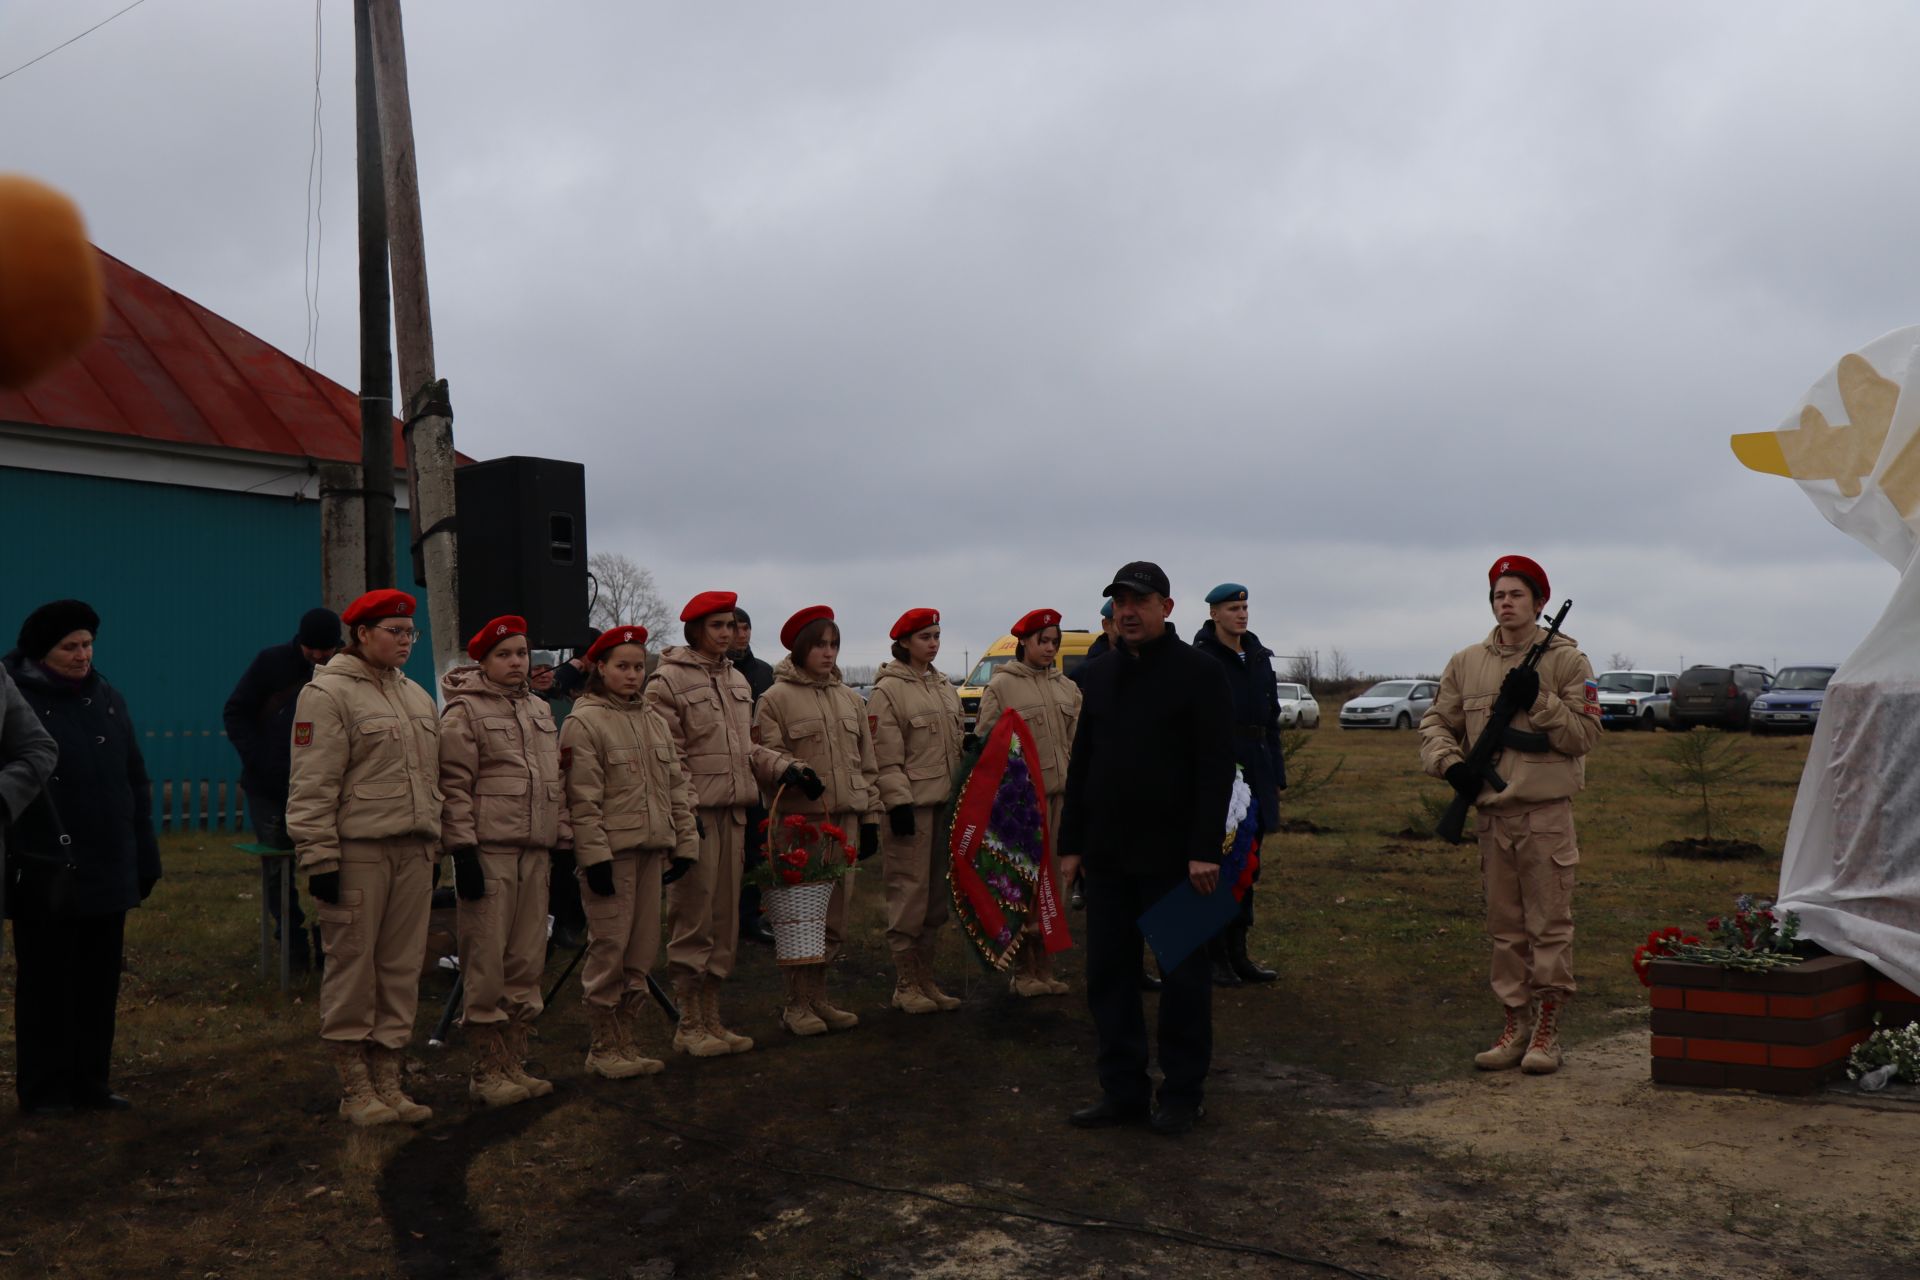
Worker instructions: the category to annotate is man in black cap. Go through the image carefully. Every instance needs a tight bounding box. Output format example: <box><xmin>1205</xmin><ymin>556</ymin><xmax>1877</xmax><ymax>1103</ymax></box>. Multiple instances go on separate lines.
<box><xmin>223</xmin><ymin>608</ymin><xmax>342</xmax><ymax>967</ymax></box>
<box><xmin>1059</xmin><ymin>561</ymin><xmax>1234</xmax><ymax>1135</ymax></box>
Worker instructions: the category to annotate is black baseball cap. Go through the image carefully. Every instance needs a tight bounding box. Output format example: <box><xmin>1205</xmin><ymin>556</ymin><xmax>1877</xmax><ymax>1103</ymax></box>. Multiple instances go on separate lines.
<box><xmin>1101</xmin><ymin>561</ymin><xmax>1171</xmax><ymax>598</ymax></box>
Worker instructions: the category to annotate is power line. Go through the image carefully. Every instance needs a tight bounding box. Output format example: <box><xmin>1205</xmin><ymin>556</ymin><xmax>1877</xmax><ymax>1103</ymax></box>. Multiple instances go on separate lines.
<box><xmin>0</xmin><ymin>0</ymin><xmax>155</xmax><ymax>85</ymax></box>
<box><xmin>302</xmin><ymin>0</ymin><xmax>324</xmax><ymax>367</ymax></box>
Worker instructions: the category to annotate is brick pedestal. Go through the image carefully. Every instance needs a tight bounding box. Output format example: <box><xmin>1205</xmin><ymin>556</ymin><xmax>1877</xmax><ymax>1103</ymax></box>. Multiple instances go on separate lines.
<box><xmin>1648</xmin><ymin>954</ymin><xmax>1873</xmax><ymax>1094</ymax></box>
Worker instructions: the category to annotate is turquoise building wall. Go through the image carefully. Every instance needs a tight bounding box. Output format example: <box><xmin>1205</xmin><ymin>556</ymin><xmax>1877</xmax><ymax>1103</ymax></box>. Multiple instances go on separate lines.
<box><xmin>0</xmin><ymin>466</ymin><xmax>439</xmax><ymax>832</ymax></box>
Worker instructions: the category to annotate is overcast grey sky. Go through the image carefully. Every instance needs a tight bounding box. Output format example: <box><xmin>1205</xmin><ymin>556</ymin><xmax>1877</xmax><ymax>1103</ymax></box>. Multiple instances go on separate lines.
<box><xmin>4</xmin><ymin>1</ymin><xmax>1913</xmax><ymax>674</ymax></box>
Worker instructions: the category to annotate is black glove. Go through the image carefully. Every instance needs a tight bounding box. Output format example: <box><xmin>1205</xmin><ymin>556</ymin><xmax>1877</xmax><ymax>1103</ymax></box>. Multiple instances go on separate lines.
<box><xmin>584</xmin><ymin>861</ymin><xmax>616</xmax><ymax>898</ymax></box>
<box><xmin>888</xmin><ymin>805</ymin><xmax>915</xmax><ymax>838</ymax></box>
<box><xmin>780</xmin><ymin>763</ymin><xmax>826</xmax><ymax>800</ymax></box>
<box><xmin>308</xmin><ymin>870</ymin><xmax>341</xmax><ymax>905</ymax></box>
<box><xmin>1444</xmin><ymin>761</ymin><xmax>1480</xmax><ymax>798</ymax></box>
<box><xmin>138</xmin><ymin>875</ymin><xmax>158</xmax><ymax>902</ymax></box>
<box><xmin>662</xmin><ymin>856</ymin><xmax>696</xmax><ymax>886</ymax></box>
<box><xmin>963</xmin><ymin>732</ymin><xmax>980</xmax><ymax>753</ymax></box>
<box><xmin>1500</xmin><ymin>665</ymin><xmax>1540</xmax><ymax>710</ymax></box>
<box><xmin>453</xmin><ymin>848</ymin><xmax>484</xmax><ymax>902</ymax></box>
<box><xmin>859</xmin><ymin>823</ymin><xmax>880</xmax><ymax>861</ymax></box>
<box><xmin>695</xmin><ymin>814</ymin><xmax>707</xmax><ymax>838</ymax></box>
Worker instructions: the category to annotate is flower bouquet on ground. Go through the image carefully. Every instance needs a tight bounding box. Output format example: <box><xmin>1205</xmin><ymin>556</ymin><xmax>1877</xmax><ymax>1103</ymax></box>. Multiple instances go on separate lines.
<box><xmin>1632</xmin><ymin>894</ymin><xmax>1803</xmax><ymax>985</ymax></box>
<box><xmin>746</xmin><ymin>790</ymin><xmax>856</xmax><ymax>965</ymax></box>
<box><xmin>1848</xmin><ymin>1017</ymin><xmax>1920</xmax><ymax>1089</ymax></box>
<box><xmin>948</xmin><ymin>709</ymin><xmax>1069</xmax><ymax>971</ymax></box>
<box><xmin>1137</xmin><ymin>766</ymin><xmax>1262</xmax><ymax>973</ymax></box>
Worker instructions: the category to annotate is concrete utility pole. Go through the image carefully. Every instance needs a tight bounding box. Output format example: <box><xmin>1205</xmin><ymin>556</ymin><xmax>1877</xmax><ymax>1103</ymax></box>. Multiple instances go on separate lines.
<box><xmin>354</xmin><ymin>0</ymin><xmax>395</xmax><ymax>592</ymax></box>
<box><xmin>319</xmin><ymin>462</ymin><xmax>369</xmax><ymax>612</ymax></box>
<box><xmin>368</xmin><ymin>0</ymin><xmax>461</xmax><ymax>679</ymax></box>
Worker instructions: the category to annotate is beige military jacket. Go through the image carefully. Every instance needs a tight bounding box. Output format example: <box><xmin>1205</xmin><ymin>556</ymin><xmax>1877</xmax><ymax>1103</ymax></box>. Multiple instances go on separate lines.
<box><xmin>975</xmin><ymin>658</ymin><xmax>1081</xmax><ymax>798</ymax></box>
<box><xmin>561</xmin><ymin>690</ymin><xmax>698</xmax><ymax>868</ymax></box>
<box><xmin>287</xmin><ymin>652</ymin><xmax>443</xmax><ymax>874</ymax></box>
<box><xmin>868</xmin><ymin>660</ymin><xmax>963</xmax><ymax>810</ymax></box>
<box><xmin>754</xmin><ymin>658</ymin><xmax>881</xmax><ymax>821</ymax></box>
<box><xmin>437</xmin><ymin>666</ymin><xmax>570</xmax><ymax>854</ymax></box>
<box><xmin>644</xmin><ymin>646</ymin><xmax>793</xmax><ymax>812</ymax></box>
<box><xmin>1418</xmin><ymin>626</ymin><xmax>1602</xmax><ymax>813</ymax></box>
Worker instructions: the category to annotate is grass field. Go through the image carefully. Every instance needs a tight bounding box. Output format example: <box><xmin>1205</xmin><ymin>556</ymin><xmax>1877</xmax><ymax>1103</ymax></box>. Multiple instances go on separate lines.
<box><xmin>1</xmin><ymin>719</ymin><xmax>1913</xmax><ymax>1279</ymax></box>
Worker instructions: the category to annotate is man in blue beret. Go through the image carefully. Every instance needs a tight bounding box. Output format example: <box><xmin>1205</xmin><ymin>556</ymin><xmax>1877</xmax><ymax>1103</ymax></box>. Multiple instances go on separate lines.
<box><xmin>1191</xmin><ymin>583</ymin><xmax>1283</xmax><ymax>987</ymax></box>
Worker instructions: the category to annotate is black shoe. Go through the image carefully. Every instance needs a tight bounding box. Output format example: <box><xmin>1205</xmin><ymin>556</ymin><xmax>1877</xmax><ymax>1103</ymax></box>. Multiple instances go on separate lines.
<box><xmin>1149</xmin><ymin>1101</ymin><xmax>1206</xmax><ymax>1135</ymax></box>
<box><xmin>1139</xmin><ymin>968</ymin><xmax>1163</xmax><ymax>992</ymax></box>
<box><xmin>19</xmin><ymin>1100</ymin><xmax>73</xmax><ymax>1117</ymax></box>
<box><xmin>1210</xmin><ymin>945</ymin><xmax>1243</xmax><ymax>988</ymax></box>
<box><xmin>1227</xmin><ymin>925</ymin><xmax>1276</xmax><ymax>983</ymax></box>
<box><xmin>1068</xmin><ymin>1097</ymin><xmax>1150</xmax><ymax>1129</ymax></box>
<box><xmin>75</xmin><ymin>1093</ymin><xmax>131</xmax><ymax>1112</ymax></box>
<box><xmin>743</xmin><ymin>917</ymin><xmax>777</xmax><ymax>946</ymax></box>
<box><xmin>1069</xmin><ymin>875</ymin><xmax>1085</xmax><ymax>911</ymax></box>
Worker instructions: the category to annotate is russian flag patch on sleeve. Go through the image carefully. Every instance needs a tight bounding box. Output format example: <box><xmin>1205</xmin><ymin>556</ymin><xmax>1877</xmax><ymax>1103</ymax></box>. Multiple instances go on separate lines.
<box><xmin>1582</xmin><ymin>680</ymin><xmax>1601</xmax><ymax>716</ymax></box>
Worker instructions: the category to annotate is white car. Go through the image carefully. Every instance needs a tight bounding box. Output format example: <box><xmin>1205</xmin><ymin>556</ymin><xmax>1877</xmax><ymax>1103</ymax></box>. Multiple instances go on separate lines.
<box><xmin>1276</xmin><ymin>682</ymin><xmax>1320</xmax><ymax>729</ymax></box>
<box><xmin>1593</xmin><ymin>670</ymin><xmax>1680</xmax><ymax>731</ymax></box>
<box><xmin>1339</xmin><ymin>679</ymin><xmax>1438</xmax><ymax>731</ymax></box>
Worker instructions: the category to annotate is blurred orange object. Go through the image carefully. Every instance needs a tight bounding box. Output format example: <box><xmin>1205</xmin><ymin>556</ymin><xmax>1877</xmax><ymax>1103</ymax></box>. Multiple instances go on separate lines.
<box><xmin>0</xmin><ymin>174</ymin><xmax>104</xmax><ymax>388</ymax></box>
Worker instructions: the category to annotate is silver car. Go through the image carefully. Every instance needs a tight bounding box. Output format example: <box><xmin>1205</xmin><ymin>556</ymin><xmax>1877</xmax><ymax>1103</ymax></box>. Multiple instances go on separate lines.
<box><xmin>1276</xmin><ymin>682</ymin><xmax>1320</xmax><ymax>729</ymax></box>
<box><xmin>1339</xmin><ymin>679</ymin><xmax>1437</xmax><ymax>731</ymax></box>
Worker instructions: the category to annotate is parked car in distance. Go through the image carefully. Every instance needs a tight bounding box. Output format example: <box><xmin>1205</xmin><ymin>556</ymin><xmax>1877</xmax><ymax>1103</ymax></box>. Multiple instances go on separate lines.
<box><xmin>1670</xmin><ymin>664</ymin><xmax>1774</xmax><ymax>730</ymax></box>
<box><xmin>1593</xmin><ymin>670</ymin><xmax>1680</xmax><ymax>730</ymax></box>
<box><xmin>1750</xmin><ymin>664</ymin><xmax>1836</xmax><ymax>734</ymax></box>
<box><xmin>1276</xmin><ymin>682</ymin><xmax>1320</xmax><ymax>729</ymax></box>
<box><xmin>1339</xmin><ymin>679</ymin><xmax>1437</xmax><ymax>730</ymax></box>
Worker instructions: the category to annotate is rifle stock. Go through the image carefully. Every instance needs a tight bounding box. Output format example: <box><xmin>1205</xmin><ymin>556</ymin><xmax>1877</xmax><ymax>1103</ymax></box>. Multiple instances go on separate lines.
<box><xmin>1436</xmin><ymin>600</ymin><xmax>1573</xmax><ymax>845</ymax></box>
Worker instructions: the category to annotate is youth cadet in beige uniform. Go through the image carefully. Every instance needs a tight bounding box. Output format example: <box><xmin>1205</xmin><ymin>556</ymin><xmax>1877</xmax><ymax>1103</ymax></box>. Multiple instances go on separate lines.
<box><xmin>974</xmin><ymin>608</ymin><xmax>1080</xmax><ymax>998</ymax></box>
<box><xmin>1419</xmin><ymin>555</ymin><xmax>1600</xmax><ymax>1075</ymax></box>
<box><xmin>561</xmin><ymin>625</ymin><xmax>699</xmax><ymax>1079</ymax></box>
<box><xmin>287</xmin><ymin>589</ymin><xmax>441</xmax><ymax>1127</ymax></box>
<box><xmin>439</xmin><ymin>614</ymin><xmax>569</xmax><ymax>1107</ymax></box>
<box><xmin>647</xmin><ymin>591</ymin><xmax>813</xmax><ymax>1058</ymax></box>
<box><xmin>868</xmin><ymin>607</ymin><xmax>965</xmax><ymax>1014</ymax></box>
<box><xmin>754</xmin><ymin>606</ymin><xmax>881</xmax><ymax>1036</ymax></box>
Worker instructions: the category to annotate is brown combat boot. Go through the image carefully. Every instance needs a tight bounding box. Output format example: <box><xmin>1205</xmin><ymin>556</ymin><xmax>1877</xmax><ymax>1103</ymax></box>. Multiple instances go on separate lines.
<box><xmin>669</xmin><ymin>976</ymin><xmax>731</xmax><ymax>1058</ymax></box>
<box><xmin>1033</xmin><ymin>944</ymin><xmax>1069</xmax><ymax>995</ymax></box>
<box><xmin>891</xmin><ymin>951</ymin><xmax>940</xmax><ymax>1015</ymax></box>
<box><xmin>807</xmin><ymin>965</ymin><xmax>860</xmax><ymax>1031</ymax></box>
<box><xmin>915</xmin><ymin>938</ymin><xmax>962</xmax><ymax>1011</ymax></box>
<box><xmin>585</xmin><ymin>1006</ymin><xmax>649</xmax><ymax>1079</ymax></box>
<box><xmin>615</xmin><ymin>991</ymin><xmax>667</xmax><ymax>1075</ymax></box>
<box><xmin>1008</xmin><ymin>941</ymin><xmax>1052</xmax><ymax>998</ymax></box>
<box><xmin>781</xmin><ymin>967</ymin><xmax>828</xmax><ymax>1036</ymax></box>
<box><xmin>331</xmin><ymin>1041</ymin><xmax>399</xmax><ymax>1127</ymax></box>
<box><xmin>704</xmin><ymin>977</ymin><xmax>754</xmax><ymax>1053</ymax></box>
<box><xmin>501</xmin><ymin>1011</ymin><xmax>554</xmax><ymax>1098</ymax></box>
<box><xmin>367</xmin><ymin>1044</ymin><xmax>432</xmax><ymax>1123</ymax></box>
<box><xmin>1522</xmin><ymin>996</ymin><xmax>1565</xmax><ymax>1075</ymax></box>
<box><xmin>1473</xmin><ymin>1004</ymin><xmax>1535</xmax><ymax>1071</ymax></box>
<box><xmin>468</xmin><ymin>1024</ymin><xmax>532</xmax><ymax>1108</ymax></box>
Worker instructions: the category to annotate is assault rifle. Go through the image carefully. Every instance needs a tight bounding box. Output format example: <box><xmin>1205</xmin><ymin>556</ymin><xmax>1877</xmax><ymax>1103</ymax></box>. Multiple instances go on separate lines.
<box><xmin>1436</xmin><ymin>599</ymin><xmax>1573</xmax><ymax>845</ymax></box>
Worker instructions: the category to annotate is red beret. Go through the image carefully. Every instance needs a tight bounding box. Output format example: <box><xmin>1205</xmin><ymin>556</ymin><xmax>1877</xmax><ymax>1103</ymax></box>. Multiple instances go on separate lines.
<box><xmin>1489</xmin><ymin>554</ymin><xmax>1550</xmax><ymax>604</ymax></box>
<box><xmin>585</xmin><ymin>625</ymin><xmax>648</xmax><ymax>663</ymax></box>
<box><xmin>889</xmin><ymin>607</ymin><xmax>939</xmax><ymax>641</ymax></box>
<box><xmin>466</xmin><ymin>615</ymin><xmax>526</xmax><ymax>661</ymax></box>
<box><xmin>342</xmin><ymin>588</ymin><xmax>416</xmax><ymax>627</ymax></box>
<box><xmin>780</xmin><ymin>605</ymin><xmax>835</xmax><ymax>651</ymax></box>
<box><xmin>680</xmin><ymin>590</ymin><xmax>738</xmax><ymax>622</ymax></box>
<box><xmin>1011</xmin><ymin>608</ymin><xmax>1061</xmax><ymax>638</ymax></box>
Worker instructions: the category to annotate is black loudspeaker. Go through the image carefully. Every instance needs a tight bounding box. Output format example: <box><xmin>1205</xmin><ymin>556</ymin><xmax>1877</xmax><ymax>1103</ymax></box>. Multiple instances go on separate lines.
<box><xmin>454</xmin><ymin>456</ymin><xmax>589</xmax><ymax>650</ymax></box>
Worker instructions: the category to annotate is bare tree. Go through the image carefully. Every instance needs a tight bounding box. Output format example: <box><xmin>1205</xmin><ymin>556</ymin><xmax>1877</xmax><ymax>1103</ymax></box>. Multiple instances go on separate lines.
<box><xmin>588</xmin><ymin>551</ymin><xmax>672</xmax><ymax>639</ymax></box>
<box><xmin>1608</xmin><ymin>651</ymin><xmax>1635</xmax><ymax>670</ymax></box>
<box><xmin>1284</xmin><ymin>648</ymin><xmax>1319</xmax><ymax>687</ymax></box>
<box><xmin>1328</xmin><ymin>646</ymin><xmax>1353</xmax><ymax>683</ymax></box>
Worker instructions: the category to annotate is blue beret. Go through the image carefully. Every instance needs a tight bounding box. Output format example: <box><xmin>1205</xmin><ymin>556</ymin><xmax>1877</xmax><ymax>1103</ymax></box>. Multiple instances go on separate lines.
<box><xmin>1100</xmin><ymin>599</ymin><xmax>1114</xmax><ymax>619</ymax></box>
<box><xmin>1206</xmin><ymin>583</ymin><xmax>1248</xmax><ymax>605</ymax></box>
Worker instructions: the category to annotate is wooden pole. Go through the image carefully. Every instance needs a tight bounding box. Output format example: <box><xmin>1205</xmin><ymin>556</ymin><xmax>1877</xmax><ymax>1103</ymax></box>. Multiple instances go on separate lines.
<box><xmin>354</xmin><ymin>0</ymin><xmax>395</xmax><ymax>592</ymax></box>
<box><xmin>367</xmin><ymin>0</ymin><xmax>461</xmax><ymax>679</ymax></box>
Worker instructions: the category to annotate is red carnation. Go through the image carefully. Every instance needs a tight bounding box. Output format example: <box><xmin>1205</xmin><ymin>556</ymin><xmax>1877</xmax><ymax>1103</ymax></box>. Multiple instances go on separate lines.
<box><xmin>784</xmin><ymin>814</ymin><xmax>809</xmax><ymax>829</ymax></box>
<box><xmin>820</xmin><ymin>823</ymin><xmax>847</xmax><ymax>842</ymax></box>
<box><xmin>780</xmin><ymin>850</ymin><xmax>807</xmax><ymax>868</ymax></box>
<box><xmin>843</xmin><ymin>845</ymin><xmax>856</xmax><ymax>866</ymax></box>
<box><xmin>779</xmin><ymin>866</ymin><xmax>804</xmax><ymax>885</ymax></box>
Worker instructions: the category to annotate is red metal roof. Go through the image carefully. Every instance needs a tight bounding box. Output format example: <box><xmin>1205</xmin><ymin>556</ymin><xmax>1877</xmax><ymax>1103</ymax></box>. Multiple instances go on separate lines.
<box><xmin>0</xmin><ymin>247</ymin><xmax>414</xmax><ymax>469</ymax></box>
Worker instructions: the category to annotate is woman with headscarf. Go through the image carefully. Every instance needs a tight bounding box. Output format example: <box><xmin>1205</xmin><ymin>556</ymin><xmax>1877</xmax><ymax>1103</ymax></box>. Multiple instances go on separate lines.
<box><xmin>4</xmin><ymin>599</ymin><xmax>161</xmax><ymax>1114</ymax></box>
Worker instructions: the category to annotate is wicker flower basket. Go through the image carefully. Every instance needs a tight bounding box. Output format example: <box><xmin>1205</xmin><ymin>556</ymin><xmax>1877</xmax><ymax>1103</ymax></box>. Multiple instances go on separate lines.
<box><xmin>764</xmin><ymin>880</ymin><xmax>834</xmax><ymax>965</ymax></box>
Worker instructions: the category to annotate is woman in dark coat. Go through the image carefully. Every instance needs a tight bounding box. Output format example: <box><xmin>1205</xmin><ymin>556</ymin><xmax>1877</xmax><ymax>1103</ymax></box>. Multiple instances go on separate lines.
<box><xmin>4</xmin><ymin>599</ymin><xmax>161</xmax><ymax>1114</ymax></box>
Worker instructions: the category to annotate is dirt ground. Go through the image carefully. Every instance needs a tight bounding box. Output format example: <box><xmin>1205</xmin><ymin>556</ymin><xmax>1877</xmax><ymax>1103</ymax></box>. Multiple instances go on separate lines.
<box><xmin>2</xmin><ymin>727</ymin><xmax>1913</xmax><ymax>1278</ymax></box>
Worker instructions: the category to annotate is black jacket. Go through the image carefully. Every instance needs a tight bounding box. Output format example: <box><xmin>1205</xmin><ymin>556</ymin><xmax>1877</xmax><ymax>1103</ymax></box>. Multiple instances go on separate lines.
<box><xmin>731</xmin><ymin>647</ymin><xmax>775</xmax><ymax>704</ymax></box>
<box><xmin>1192</xmin><ymin>620</ymin><xmax>1285</xmax><ymax>832</ymax></box>
<box><xmin>223</xmin><ymin>638</ymin><xmax>319</xmax><ymax>801</ymax></box>
<box><xmin>3</xmin><ymin>652</ymin><xmax>161</xmax><ymax>917</ymax></box>
<box><xmin>1068</xmin><ymin>633</ymin><xmax>1113</xmax><ymax>689</ymax></box>
<box><xmin>1059</xmin><ymin>626</ymin><xmax>1235</xmax><ymax>876</ymax></box>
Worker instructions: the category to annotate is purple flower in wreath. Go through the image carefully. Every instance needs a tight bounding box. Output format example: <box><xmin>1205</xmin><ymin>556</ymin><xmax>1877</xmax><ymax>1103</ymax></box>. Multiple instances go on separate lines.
<box><xmin>995</xmin><ymin>925</ymin><xmax>1013</xmax><ymax>947</ymax></box>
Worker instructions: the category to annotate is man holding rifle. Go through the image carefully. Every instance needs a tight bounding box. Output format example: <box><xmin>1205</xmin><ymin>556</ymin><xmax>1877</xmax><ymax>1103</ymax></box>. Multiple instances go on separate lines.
<box><xmin>1419</xmin><ymin>555</ymin><xmax>1600</xmax><ymax>1075</ymax></box>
